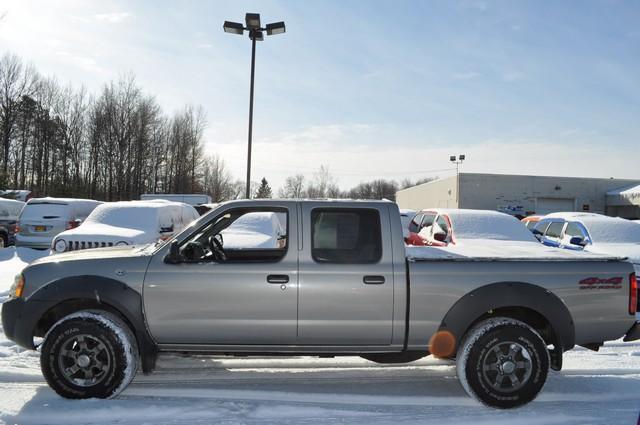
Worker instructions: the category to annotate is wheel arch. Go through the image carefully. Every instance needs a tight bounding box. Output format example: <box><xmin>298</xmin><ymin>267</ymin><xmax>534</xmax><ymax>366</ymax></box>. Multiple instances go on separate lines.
<box><xmin>438</xmin><ymin>281</ymin><xmax>574</xmax><ymax>371</ymax></box>
<box><xmin>29</xmin><ymin>276</ymin><xmax>157</xmax><ymax>373</ymax></box>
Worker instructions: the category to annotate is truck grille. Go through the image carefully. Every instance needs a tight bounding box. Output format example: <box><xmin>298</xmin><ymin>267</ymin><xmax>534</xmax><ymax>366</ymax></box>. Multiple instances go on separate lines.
<box><xmin>67</xmin><ymin>241</ymin><xmax>114</xmax><ymax>251</ymax></box>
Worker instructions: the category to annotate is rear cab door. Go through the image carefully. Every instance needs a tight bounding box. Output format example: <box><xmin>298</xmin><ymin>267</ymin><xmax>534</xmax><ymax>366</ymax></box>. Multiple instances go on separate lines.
<box><xmin>297</xmin><ymin>201</ymin><xmax>405</xmax><ymax>348</ymax></box>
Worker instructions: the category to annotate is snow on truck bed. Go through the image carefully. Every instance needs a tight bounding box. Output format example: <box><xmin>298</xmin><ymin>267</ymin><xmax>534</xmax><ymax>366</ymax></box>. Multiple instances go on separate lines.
<box><xmin>406</xmin><ymin>240</ymin><xmax>623</xmax><ymax>262</ymax></box>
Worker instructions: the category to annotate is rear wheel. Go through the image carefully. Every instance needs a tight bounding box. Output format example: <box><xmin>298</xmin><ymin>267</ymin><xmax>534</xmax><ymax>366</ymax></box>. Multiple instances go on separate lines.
<box><xmin>41</xmin><ymin>311</ymin><xmax>138</xmax><ymax>399</ymax></box>
<box><xmin>456</xmin><ymin>317</ymin><xmax>549</xmax><ymax>409</ymax></box>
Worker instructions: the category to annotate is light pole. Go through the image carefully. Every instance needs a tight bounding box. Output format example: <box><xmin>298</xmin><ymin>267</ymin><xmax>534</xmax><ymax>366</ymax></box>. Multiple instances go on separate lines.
<box><xmin>224</xmin><ymin>14</ymin><xmax>286</xmax><ymax>199</ymax></box>
<box><xmin>449</xmin><ymin>154</ymin><xmax>466</xmax><ymax>207</ymax></box>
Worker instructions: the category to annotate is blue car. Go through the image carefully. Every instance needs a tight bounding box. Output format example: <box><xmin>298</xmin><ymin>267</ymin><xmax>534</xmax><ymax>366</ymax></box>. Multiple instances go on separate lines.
<box><xmin>531</xmin><ymin>217</ymin><xmax>591</xmax><ymax>251</ymax></box>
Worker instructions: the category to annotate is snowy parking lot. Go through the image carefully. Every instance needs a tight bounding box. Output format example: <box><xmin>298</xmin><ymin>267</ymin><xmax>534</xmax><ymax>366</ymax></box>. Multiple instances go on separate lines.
<box><xmin>1</xmin><ymin>248</ymin><xmax>639</xmax><ymax>425</ymax></box>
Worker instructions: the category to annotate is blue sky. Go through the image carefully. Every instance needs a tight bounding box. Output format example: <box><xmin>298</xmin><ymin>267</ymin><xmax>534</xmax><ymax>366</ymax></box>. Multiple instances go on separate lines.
<box><xmin>1</xmin><ymin>0</ymin><xmax>639</xmax><ymax>189</ymax></box>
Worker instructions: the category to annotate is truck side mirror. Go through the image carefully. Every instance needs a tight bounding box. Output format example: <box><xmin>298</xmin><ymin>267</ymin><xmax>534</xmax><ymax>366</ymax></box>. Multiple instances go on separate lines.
<box><xmin>569</xmin><ymin>236</ymin><xmax>587</xmax><ymax>247</ymax></box>
<box><xmin>164</xmin><ymin>240</ymin><xmax>183</xmax><ymax>264</ymax></box>
<box><xmin>433</xmin><ymin>231</ymin><xmax>447</xmax><ymax>243</ymax></box>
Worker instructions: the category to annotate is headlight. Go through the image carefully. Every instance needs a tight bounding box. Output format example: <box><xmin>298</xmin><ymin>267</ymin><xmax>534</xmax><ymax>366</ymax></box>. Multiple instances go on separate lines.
<box><xmin>53</xmin><ymin>239</ymin><xmax>67</xmax><ymax>252</ymax></box>
<box><xmin>10</xmin><ymin>274</ymin><xmax>25</xmax><ymax>298</ymax></box>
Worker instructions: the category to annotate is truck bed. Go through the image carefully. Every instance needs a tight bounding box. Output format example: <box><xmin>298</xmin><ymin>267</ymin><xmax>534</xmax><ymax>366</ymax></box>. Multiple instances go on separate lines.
<box><xmin>405</xmin><ymin>240</ymin><xmax>624</xmax><ymax>262</ymax></box>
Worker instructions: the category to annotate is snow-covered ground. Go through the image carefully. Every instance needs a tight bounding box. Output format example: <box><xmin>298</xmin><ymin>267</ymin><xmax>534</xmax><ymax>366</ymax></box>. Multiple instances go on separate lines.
<box><xmin>1</xmin><ymin>247</ymin><xmax>639</xmax><ymax>425</ymax></box>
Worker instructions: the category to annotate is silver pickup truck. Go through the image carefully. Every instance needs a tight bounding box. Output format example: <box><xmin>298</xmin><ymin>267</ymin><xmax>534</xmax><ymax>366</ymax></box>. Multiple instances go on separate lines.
<box><xmin>2</xmin><ymin>200</ymin><xmax>639</xmax><ymax>408</ymax></box>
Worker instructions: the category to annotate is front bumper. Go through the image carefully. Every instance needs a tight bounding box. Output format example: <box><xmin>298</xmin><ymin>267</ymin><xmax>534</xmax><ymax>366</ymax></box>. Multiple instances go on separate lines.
<box><xmin>1</xmin><ymin>297</ymin><xmax>42</xmax><ymax>349</ymax></box>
<box><xmin>624</xmin><ymin>321</ymin><xmax>640</xmax><ymax>342</ymax></box>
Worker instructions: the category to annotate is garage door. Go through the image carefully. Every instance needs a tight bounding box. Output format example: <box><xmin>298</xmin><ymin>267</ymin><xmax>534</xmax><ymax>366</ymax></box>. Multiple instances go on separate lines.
<box><xmin>536</xmin><ymin>198</ymin><xmax>575</xmax><ymax>215</ymax></box>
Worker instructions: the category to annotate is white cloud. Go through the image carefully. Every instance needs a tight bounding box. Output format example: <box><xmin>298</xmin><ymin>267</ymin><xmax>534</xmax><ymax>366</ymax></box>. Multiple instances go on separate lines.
<box><xmin>71</xmin><ymin>12</ymin><xmax>131</xmax><ymax>24</ymax></box>
<box><xmin>452</xmin><ymin>71</ymin><xmax>480</xmax><ymax>80</ymax></box>
<box><xmin>204</xmin><ymin>124</ymin><xmax>637</xmax><ymax>192</ymax></box>
<box><xmin>502</xmin><ymin>71</ymin><xmax>525</xmax><ymax>82</ymax></box>
<box><xmin>93</xmin><ymin>12</ymin><xmax>130</xmax><ymax>23</ymax></box>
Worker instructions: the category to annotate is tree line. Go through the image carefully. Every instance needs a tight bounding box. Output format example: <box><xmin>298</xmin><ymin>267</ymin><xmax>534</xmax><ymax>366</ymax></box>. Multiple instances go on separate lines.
<box><xmin>0</xmin><ymin>52</ymin><xmax>434</xmax><ymax>203</ymax></box>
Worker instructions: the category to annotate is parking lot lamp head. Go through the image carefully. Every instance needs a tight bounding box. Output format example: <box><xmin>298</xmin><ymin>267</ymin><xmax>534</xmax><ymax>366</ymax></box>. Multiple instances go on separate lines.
<box><xmin>266</xmin><ymin>21</ymin><xmax>286</xmax><ymax>36</ymax></box>
<box><xmin>245</xmin><ymin>13</ymin><xmax>261</xmax><ymax>29</ymax></box>
<box><xmin>223</xmin><ymin>21</ymin><xmax>244</xmax><ymax>35</ymax></box>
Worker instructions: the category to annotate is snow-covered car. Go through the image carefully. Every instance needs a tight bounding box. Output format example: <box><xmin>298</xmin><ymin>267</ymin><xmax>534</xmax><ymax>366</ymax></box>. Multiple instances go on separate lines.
<box><xmin>15</xmin><ymin>198</ymin><xmax>102</xmax><ymax>249</ymax></box>
<box><xmin>0</xmin><ymin>198</ymin><xmax>24</xmax><ymax>247</ymax></box>
<box><xmin>521</xmin><ymin>214</ymin><xmax>542</xmax><ymax>230</ymax></box>
<box><xmin>533</xmin><ymin>212</ymin><xmax>640</xmax><ymax>277</ymax></box>
<box><xmin>221</xmin><ymin>211</ymin><xmax>286</xmax><ymax>249</ymax></box>
<box><xmin>51</xmin><ymin>200</ymin><xmax>200</xmax><ymax>253</ymax></box>
<box><xmin>406</xmin><ymin>209</ymin><xmax>537</xmax><ymax>246</ymax></box>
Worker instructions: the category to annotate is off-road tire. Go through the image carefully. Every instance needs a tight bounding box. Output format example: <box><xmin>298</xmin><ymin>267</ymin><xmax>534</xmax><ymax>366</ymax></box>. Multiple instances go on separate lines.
<box><xmin>456</xmin><ymin>317</ymin><xmax>549</xmax><ymax>409</ymax></box>
<box><xmin>41</xmin><ymin>311</ymin><xmax>139</xmax><ymax>399</ymax></box>
<box><xmin>0</xmin><ymin>233</ymin><xmax>7</xmax><ymax>248</ymax></box>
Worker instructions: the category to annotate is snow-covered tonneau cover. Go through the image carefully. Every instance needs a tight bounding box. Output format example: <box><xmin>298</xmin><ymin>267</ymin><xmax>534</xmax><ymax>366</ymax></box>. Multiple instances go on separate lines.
<box><xmin>406</xmin><ymin>241</ymin><xmax>625</xmax><ymax>262</ymax></box>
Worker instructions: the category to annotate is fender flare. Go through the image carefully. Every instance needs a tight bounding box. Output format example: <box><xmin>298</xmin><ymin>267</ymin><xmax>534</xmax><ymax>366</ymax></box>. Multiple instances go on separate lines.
<box><xmin>29</xmin><ymin>275</ymin><xmax>157</xmax><ymax>373</ymax></box>
<box><xmin>439</xmin><ymin>282</ymin><xmax>575</xmax><ymax>355</ymax></box>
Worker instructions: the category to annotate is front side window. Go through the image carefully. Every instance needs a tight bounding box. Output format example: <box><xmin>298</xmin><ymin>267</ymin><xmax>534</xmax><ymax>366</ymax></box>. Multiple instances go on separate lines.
<box><xmin>179</xmin><ymin>208</ymin><xmax>288</xmax><ymax>263</ymax></box>
<box><xmin>545</xmin><ymin>222</ymin><xmax>564</xmax><ymax>239</ymax></box>
<box><xmin>311</xmin><ymin>209</ymin><xmax>382</xmax><ymax>264</ymax></box>
<box><xmin>420</xmin><ymin>213</ymin><xmax>436</xmax><ymax>230</ymax></box>
<box><xmin>409</xmin><ymin>213</ymin><xmax>423</xmax><ymax>233</ymax></box>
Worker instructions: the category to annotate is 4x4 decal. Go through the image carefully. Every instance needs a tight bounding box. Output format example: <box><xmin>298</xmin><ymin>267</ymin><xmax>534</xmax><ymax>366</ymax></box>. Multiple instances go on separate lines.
<box><xmin>579</xmin><ymin>277</ymin><xmax>623</xmax><ymax>290</ymax></box>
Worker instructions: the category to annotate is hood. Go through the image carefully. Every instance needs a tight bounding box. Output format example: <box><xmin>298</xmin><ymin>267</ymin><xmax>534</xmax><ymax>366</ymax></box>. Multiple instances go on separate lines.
<box><xmin>56</xmin><ymin>223</ymin><xmax>147</xmax><ymax>244</ymax></box>
<box><xmin>33</xmin><ymin>244</ymin><xmax>151</xmax><ymax>265</ymax></box>
<box><xmin>587</xmin><ymin>243</ymin><xmax>640</xmax><ymax>264</ymax></box>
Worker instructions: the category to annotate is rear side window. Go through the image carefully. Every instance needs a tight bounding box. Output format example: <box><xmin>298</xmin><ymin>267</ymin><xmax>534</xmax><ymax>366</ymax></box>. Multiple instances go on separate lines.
<box><xmin>435</xmin><ymin>215</ymin><xmax>450</xmax><ymax>234</ymax></box>
<box><xmin>564</xmin><ymin>222</ymin><xmax>584</xmax><ymax>238</ymax></box>
<box><xmin>311</xmin><ymin>209</ymin><xmax>382</xmax><ymax>264</ymax></box>
<box><xmin>420</xmin><ymin>213</ymin><xmax>436</xmax><ymax>230</ymax></box>
<box><xmin>545</xmin><ymin>222</ymin><xmax>564</xmax><ymax>238</ymax></box>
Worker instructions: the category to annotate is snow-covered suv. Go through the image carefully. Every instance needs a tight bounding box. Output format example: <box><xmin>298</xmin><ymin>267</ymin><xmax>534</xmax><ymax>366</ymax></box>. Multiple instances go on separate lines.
<box><xmin>51</xmin><ymin>200</ymin><xmax>199</xmax><ymax>253</ymax></box>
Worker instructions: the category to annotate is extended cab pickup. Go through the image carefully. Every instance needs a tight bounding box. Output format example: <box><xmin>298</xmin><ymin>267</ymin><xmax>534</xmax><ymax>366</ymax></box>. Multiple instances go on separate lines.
<box><xmin>2</xmin><ymin>200</ymin><xmax>639</xmax><ymax>408</ymax></box>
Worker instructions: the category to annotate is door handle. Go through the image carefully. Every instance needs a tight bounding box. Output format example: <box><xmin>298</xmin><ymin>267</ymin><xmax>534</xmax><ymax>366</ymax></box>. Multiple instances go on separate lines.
<box><xmin>363</xmin><ymin>275</ymin><xmax>385</xmax><ymax>285</ymax></box>
<box><xmin>267</xmin><ymin>274</ymin><xmax>289</xmax><ymax>284</ymax></box>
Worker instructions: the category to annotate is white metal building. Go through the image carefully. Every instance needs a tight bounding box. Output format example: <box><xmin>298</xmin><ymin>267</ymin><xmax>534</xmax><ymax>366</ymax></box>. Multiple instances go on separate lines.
<box><xmin>396</xmin><ymin>173</ymin><xmax>640</xmax><ymax>219</ymax></box>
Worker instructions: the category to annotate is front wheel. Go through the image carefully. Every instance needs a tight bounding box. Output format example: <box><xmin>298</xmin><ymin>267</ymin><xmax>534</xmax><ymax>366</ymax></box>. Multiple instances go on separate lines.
<box><xmin>456</xmin><ymin>317</ymin><xmax>549</xmax><ymax>409</ymax></box>
<box><xmin>41</xmin><ymin>311</ymin><xmax>139</xmax><ymax>399</ymax></box>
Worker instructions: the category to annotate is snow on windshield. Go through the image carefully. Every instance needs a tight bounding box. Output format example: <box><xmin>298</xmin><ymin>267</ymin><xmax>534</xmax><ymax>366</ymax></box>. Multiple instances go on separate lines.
<box><xmin>20</xmin><ymin>203</ymin><xmax>68</xmax><ymax>219</ymax></box>
<box><xmin>449</xmin><ymin>210</ymin><xmax>537</xmax><ymax>242</ymax></box>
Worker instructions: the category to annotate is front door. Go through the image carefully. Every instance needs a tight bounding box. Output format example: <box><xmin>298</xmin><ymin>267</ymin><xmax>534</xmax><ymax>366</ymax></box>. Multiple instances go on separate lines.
<box><xmin>143</xmin><ymin>204</ymin><xmax>298</xmax><ymax>345</ymax></box>
<box><xmin>297</xmin><ymin>203</ymin><xmax>395</xmax><ymax>346</ymax></box>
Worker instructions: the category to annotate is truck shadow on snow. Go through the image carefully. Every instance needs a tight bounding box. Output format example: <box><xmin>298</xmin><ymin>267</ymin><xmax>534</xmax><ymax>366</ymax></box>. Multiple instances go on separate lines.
<box><xmin>5</xmin><ymin>355</ymin><xmax>640</xmax><ymax>425</ymax></box>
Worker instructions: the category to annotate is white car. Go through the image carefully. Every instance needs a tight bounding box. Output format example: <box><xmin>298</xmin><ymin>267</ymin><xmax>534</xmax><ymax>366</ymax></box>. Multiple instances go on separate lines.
<box><xmin>221</xmin><ymin>211</ymin><xmax>287</xmax><ymax>249</ymax></box>
<box><xmin>16</xmin><ymin>198</ymin><xmax>102</xmax><ymax>249</ymax></box>
<box><xmin>51</xmin><ymin>200</ymin><xmax>200</xmax><ymax>253</ymax></box>
<box><xmin>537</xmin><ymin>212</ymin><xmax>640</xmax><ymax>275</ymax></box>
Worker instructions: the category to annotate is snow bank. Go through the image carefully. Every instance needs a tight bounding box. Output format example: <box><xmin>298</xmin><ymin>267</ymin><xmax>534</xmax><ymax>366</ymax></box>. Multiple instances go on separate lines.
<box><xmin>0</xmin><ymin>248</ymin><xmax>48</xmax><ymax>300</ymax></box>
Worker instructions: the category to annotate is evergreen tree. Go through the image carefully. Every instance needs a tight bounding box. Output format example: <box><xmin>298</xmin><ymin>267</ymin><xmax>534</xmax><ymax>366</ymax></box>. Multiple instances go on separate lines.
<box><xmin>255</xmin><ymin>177</ymin><xmax>272</xmax><ymax>198</ymax></box>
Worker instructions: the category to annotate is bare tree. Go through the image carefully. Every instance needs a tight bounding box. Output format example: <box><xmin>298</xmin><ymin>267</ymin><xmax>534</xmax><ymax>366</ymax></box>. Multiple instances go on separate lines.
<box><xmin>0</xmin><ymin>53</ymin><xmax>38</xmax><ymax>181</ymax></box>
<box><xmin>278</xmin><ymin>174</ymin><xmax>305</xmax><ymax>198</ymax></box>
<box><xmin>201</xmin><ymin>154</ymin><xmax>235</xmax><ymax>201</ymax></box>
